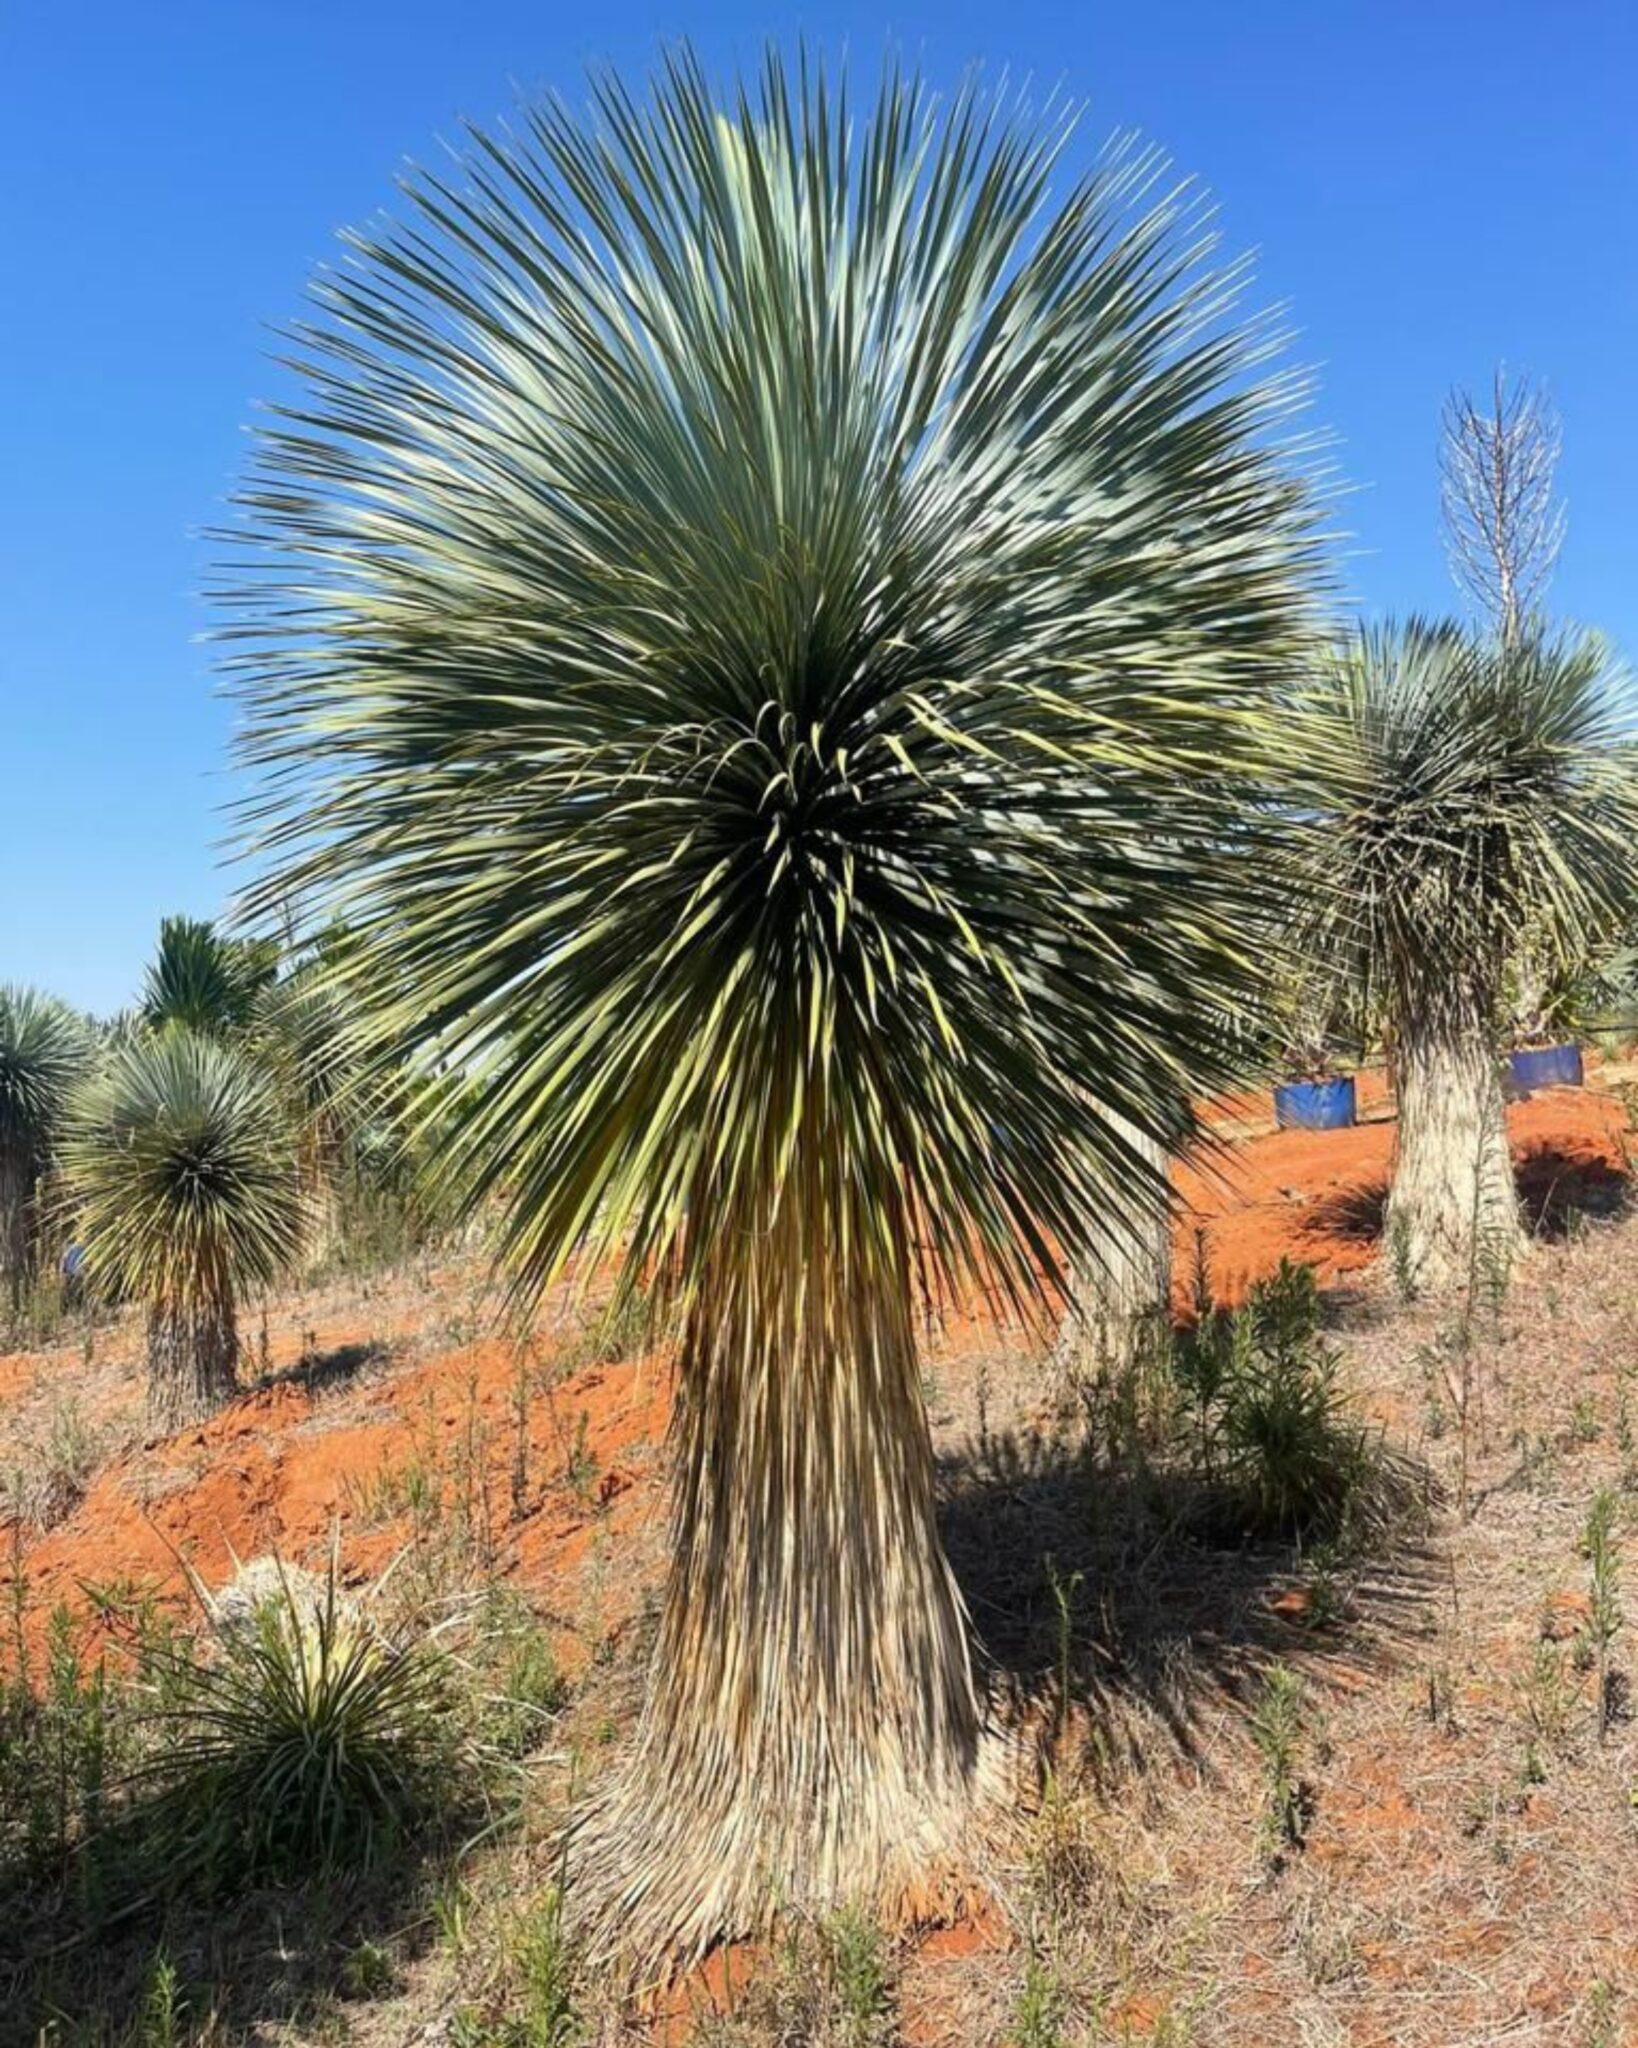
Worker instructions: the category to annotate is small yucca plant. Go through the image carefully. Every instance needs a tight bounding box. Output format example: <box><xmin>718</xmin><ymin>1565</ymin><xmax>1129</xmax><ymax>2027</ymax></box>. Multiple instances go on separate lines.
<box><xmin>0</xmin><ymin>984</ymin><xmax>88</xmax><ymax>1312</ymax></box>
<box><xmin>60</xmin><ymin>1031</ymin><xmax>303</xmax><ymax>1428</ymax></box>
<box><xmin>138</xmin><ymin>1556</ymin><xmax>457</xmax><ymax>1887</ymax></box>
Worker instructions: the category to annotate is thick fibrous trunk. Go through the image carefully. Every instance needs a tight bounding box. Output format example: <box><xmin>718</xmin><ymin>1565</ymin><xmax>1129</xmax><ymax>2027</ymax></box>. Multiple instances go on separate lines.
<box><xmin>299</xmin><ymin>1136</ymin><xmax>345</xmax><ymax>1268</ymax></box>
<box><xmin>1385</xmin><ymin>1003</ymin><xmax>1522</xmax><ymax>1293</ymax></box>
<box><xmin>571</xmin><ymin>1262</ymin><xmax>1005</xmax><ymax>1966</ymax></box>
<box><xmin>1</xmin><ymin>1164</ymin><xmax>35</xmax><ymax>1314</ymax></box>
<box><xmin>1054</xmin><ymin>1121</ymin><xmax>1173</xmax><ymax>1378</ymax></box>
<box><xmin>146</xmin><ymin>1294</ymin><xmax>239</xmax><ymax>1431</ymax></box>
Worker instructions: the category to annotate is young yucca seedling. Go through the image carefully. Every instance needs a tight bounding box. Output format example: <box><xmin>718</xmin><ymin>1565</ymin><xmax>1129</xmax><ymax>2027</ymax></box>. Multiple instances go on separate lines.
<box><xmin>1012</xmin><ymin>1950</ymin><xmax>1071</xmax><ymax>2048</ymax></box>
<box><xmin>339</xmin><ymin>1937</ymin><xmax>398</xmax><ymax>2001</ymax></box>
<box><xmin>1579</xmin><ymin>1487</ymin><xmax>1623</xmax><ymax>1742</ymax></box>
<box><xmin>1250</xmin><ymin>1662</ymin><xmax>1310</xmax><ymax>1865</ymax></box>
<box><xmin>136</xmin><ymin>1549</ymin><xmax>459</xmax><ymax>1889</ymax></box>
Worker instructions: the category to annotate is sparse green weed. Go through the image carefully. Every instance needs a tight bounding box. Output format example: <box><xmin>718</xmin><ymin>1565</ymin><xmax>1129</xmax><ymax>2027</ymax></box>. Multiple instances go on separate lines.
<box><xmin>1250</xmin><ymin>1661</ymin><xmax>1309</xmax><ymax>1863</ymax></box>
<box><xmin>473</xmin><ymin>1589</ymin><xmax>570</xmax><ymax>1757</ymax></box>
<box><xmin>1580</xmin><ymin>1487</ymin><xmax>1623</xmax><ymax>1741</ymax></box>
<box><xmin>1012</xmin><ymin>1949</ymin><xmax>1071</xmax><ymax>2048</ymax></box>
<box><xmin>687</xmin><ymin>1909</ymin><xmax>895</xmax><ymax>2046</ymax></box>
<box><xmin>134</xmin><ymin>1949</ymin><xmax>188</xmax><ymax>2048</ymax></box>
<box><xmin>825</xmin><ymin>1908</ymin><xmax>894</xmax><ymax>2045</ymax></box>
<box><xmin>1521</xmin><ymin>1638</ymin><xmax>1574</xmax><ymax>1775</ymax></box>
<box><xmin>451</xmin><ymin>1886</ymin><xmax>585</xmax><ymax>2048</ymax></box>
<box><xmin>1571</xmin><ymin>1394</ymin><xmax>1602</xmax><ymax>1445</ymax></box>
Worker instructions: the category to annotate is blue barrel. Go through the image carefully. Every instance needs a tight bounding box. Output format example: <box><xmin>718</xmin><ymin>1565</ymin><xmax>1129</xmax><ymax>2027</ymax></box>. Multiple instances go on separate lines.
<box><xmin>1508</xmin><ymin>1042</ymin><xmax>1584</xmax><ymax>1093</ymax></box>
<box><xmin>1273</xmin><ymin>1075</ymin><xmax>1357</xmax><ymax>1131</ymax></box>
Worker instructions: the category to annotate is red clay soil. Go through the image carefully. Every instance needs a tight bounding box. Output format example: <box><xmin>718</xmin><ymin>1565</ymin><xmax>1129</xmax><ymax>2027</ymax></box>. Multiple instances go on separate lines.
<box><xmin>3</xmin><ymin>1078</ymin><xmax>1631</xmax><ymax>1684</ymax></box>
<box><xmin>1180</xmin><ymin>1076</ymin><xmax>1630</xmax><ymax>1308</ymax></box>
<box><xmin>4</xmin><ymin>1079</ymin><xmax>1636</xmax><ymax>2045</ymax></box>
<box><xmin>6</xmin><ymin>1337</ymin><xmax>674</xmax><ymax>1672</ymax></box>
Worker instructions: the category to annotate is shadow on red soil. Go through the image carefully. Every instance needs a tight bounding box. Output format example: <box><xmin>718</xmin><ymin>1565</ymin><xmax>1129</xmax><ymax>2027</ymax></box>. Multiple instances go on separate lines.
<box><xmin>3</xmin><ymin>1075</ymin><xmax>1636</xmax><ymax>2045</ymax></box>
<box><xmin>3</xmin><ymin>1079</ymin><xmax>1628</xmax><ymax>1673</ymax></box>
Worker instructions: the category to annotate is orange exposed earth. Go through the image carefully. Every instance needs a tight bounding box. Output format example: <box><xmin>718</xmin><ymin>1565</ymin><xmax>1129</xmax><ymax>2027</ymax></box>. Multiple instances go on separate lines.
<box><xmin>3</xmin><ymin>1072</ymin><xmax>1629</xmax><ymax>1666</ymax></box>
<box><xmin>4</xmin><ymin>1071</ymin><xmax>1637</xmax><ymax>2045</ymax></box>
<box><xmin>1176</xmin><ymin>1066</ymin><xmax>1631</xmax><ymax>1306</ymax></box>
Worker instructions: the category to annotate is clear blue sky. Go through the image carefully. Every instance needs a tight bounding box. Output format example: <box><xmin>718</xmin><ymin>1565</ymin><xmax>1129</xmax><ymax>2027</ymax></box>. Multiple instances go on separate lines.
<box><xmin>3</xmin><ymin>2</ymin><xmax>1634</xmax><ymax>1015</ymax></box>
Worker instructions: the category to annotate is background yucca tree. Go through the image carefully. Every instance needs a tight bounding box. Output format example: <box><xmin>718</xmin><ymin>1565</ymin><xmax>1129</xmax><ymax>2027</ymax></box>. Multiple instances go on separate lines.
<box><xmin>62</xmin><ymin>1031</ymin><xmax>303</xmax><ymax>1428</ymax></box>
<box><xmin>1298</xmin><ymin>620</ymin><xmax>1638</xmax><ymax>1289</ymax></box>
<box><xmin>142</xmin><ymin>914</ymin><xmax>280</xmax><ymax>1039</ymax></box>
<box><xmin>0</xmin><ymin>985</ymin><xmax>88</xmax><ymax>1312</ymax></box>
<box><xmin>252</xmin><ymin>958</ymin><xmax>369</xmax><ymax>1245</ymax></box>
<box><xmin>223</xmin><ymin>53</ymin><xmax>1324</xmax><ymax>1957</ymax></box>
<box><xmin>1053</xmin><ymin>1110</ymin><xmax>1181</xmax><ymax>1377</ymax></box>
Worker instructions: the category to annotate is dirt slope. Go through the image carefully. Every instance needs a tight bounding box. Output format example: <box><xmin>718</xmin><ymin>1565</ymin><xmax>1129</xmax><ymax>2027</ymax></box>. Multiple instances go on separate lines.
<box><xmin>4</xmin><ymin>1077</ymin><xmax>1636</xmax><ymax>2046</ymax></box>
<box><xmin>4</xmin><ymin>1081</ymin><xmax>1628</xmax><ymax>1668</ymax></box>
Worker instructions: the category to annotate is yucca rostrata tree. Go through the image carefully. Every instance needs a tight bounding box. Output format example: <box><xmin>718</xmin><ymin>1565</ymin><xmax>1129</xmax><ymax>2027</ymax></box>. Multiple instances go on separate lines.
<box><xmin>0</xmin><ymin>985</ymin><xmax>87</xmax><ymax>1312</ymax></box>
<box><xmin>1299</xmin><ymin>621</ymin><xmax>1638</xmax><ymax>1290</ymax></box>
<box><xmin>1052</xmin><ymin>1112</ymin><xmax>1180</xmax><ymax>1378</ymax></box>
<box><xmin>142</xmin><ymin>914</ymin><xmax>281</xmax><ymax>1039</ymax></box>
<box><xmin>222</xmin><ymin>54</ymin><xmax>1323</xmax><ymax>1957</ymax></box>
<box><xmin>61</xmin><ymin>1031</ymin><xmax>303</xmax><ymax>1428</ymax></box>
<box><xmin>253</xmin><ymin>960</ymin><xmax>370</xmax><ymax>1249</ymax></box>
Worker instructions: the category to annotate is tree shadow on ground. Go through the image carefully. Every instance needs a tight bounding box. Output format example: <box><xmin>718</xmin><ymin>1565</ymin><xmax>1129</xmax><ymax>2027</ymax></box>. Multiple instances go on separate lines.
<box><xmin>1299</xmin><ymin>1180</ymin><xmax>1388</xmax><ymax>1249</ymax></box>
<box><xmin>0</xmin><ymin>1810</ymin><xmax>471</xmax><ymax>2047</ymax></box>
<box><xmin>253</xmin><ymin>1335</ymin><xmax>400</xmax><ymax>1398</ymax></box>
<box><xmin>1515</xmin><ymin>1142</ymin><xmax>1630</xmax><ymax>1238</ymax></box>
<box><xmin>938</xmin><ymin>1416</ymin><xmax>1438</xmax><ymax>1786</ymax></box>
<box><xmin>1295</xmin><ymin>1143</ymin><xmax>1631</xmax><ymax>1262</ymax></box>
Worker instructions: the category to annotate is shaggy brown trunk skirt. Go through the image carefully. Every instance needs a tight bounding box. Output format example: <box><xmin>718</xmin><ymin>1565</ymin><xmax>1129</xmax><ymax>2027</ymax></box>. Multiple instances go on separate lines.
<box><xmin>570</xmin><ymin>1276</ymin><xmax>1009</xmax><ymax>1968</ymax></box>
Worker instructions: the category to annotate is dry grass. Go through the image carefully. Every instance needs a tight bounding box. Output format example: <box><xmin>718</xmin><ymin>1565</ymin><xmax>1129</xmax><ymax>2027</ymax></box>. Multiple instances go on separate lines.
<box><xmin>4</xmin><ymin>1185</ymin><xmax>1638</xmax><ymax>2044</ymax></box>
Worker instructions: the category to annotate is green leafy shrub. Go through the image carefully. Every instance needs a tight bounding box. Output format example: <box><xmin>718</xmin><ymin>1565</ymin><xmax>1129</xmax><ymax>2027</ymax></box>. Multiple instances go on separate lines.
<box><xmin>1175</xmin><ymin>1259</ymin><xmax>1418</xmax><ymax>1542</ymax></box>
<box><xmin>451</xmin><ymin>1886</ymin><xmax>585</xmax><ymax>2048</ymax></box>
